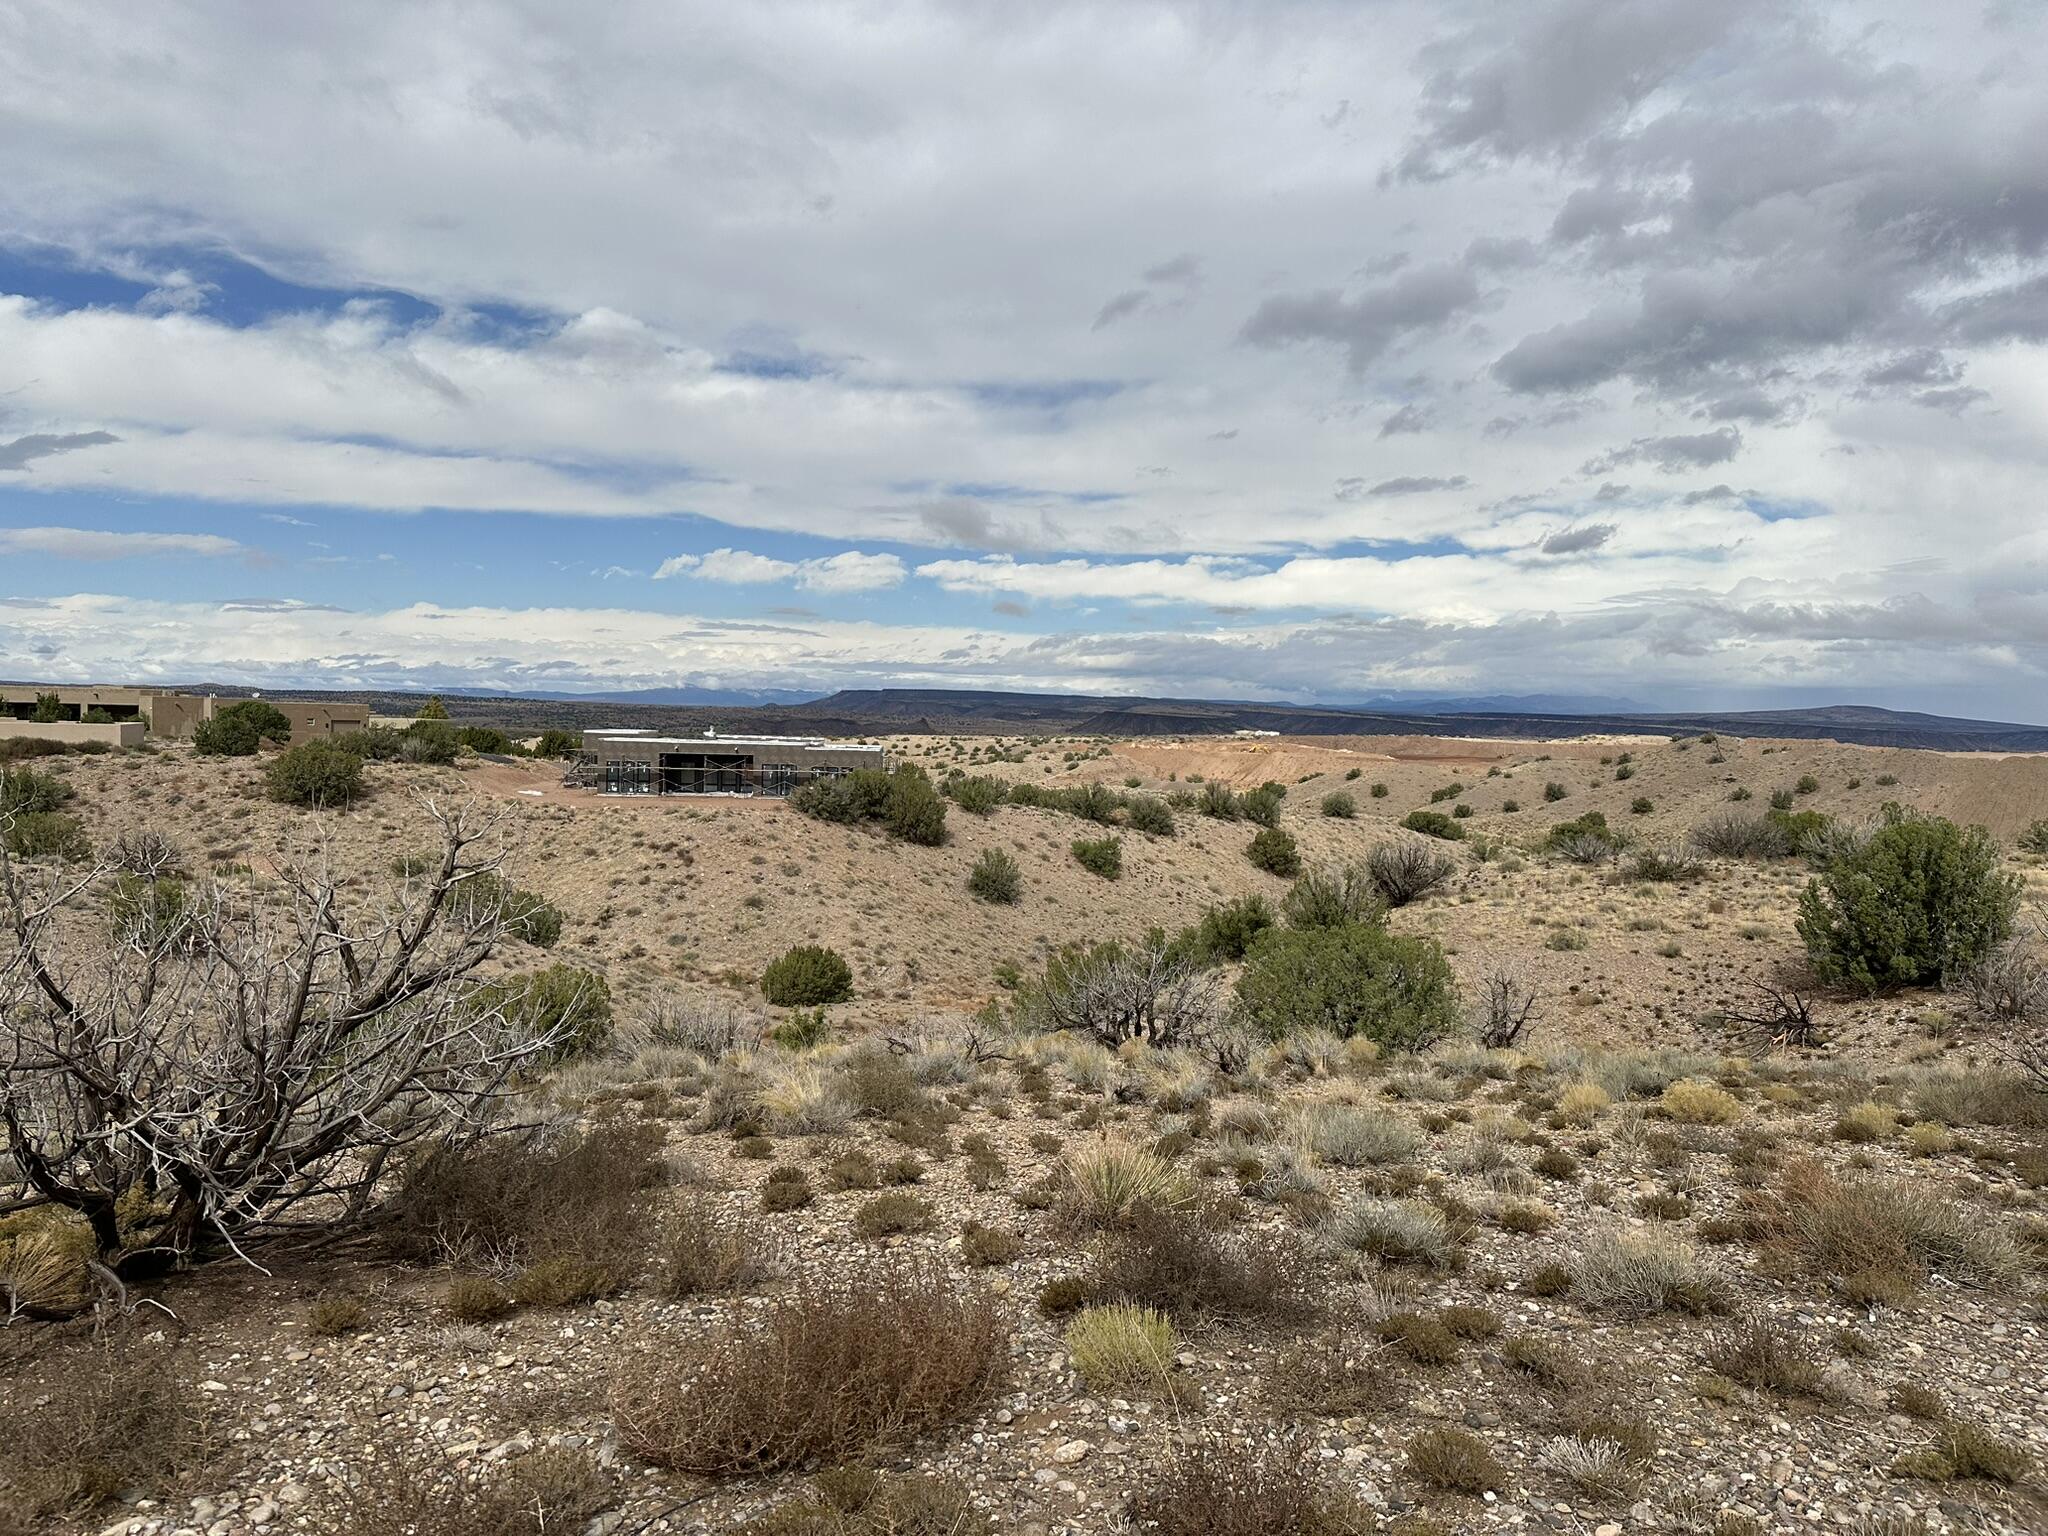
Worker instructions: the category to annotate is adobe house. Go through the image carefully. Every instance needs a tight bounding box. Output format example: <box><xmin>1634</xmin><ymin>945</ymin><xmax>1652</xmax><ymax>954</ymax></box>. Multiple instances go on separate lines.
<box><xmin>576</xmin><ymin>727</ymin><xmax>886</xmax><ymax>796</ymax></box>
<box><xmin>0</xmin><ymin>685</ymin><xmax>367</xmax><ymax>744</ymax></box>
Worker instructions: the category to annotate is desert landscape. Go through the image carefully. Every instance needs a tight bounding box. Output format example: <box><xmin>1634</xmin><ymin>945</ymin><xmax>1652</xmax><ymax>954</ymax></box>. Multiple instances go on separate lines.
<box><xmin>3</xmin><ymin>720</ymin><xmax>2046</xmax><ymax>1536</ymax></box>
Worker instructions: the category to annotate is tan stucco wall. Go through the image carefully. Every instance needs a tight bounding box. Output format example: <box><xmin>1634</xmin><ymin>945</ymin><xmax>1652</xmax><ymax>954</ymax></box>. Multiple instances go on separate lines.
<box><xmin>0</xmin><ymin>719</ymin><xmax>145</xmax><ymax>747</ymax></box>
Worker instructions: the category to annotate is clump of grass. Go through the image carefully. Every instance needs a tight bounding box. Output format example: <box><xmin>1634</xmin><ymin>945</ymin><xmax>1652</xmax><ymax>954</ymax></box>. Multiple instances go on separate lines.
<box><xmin>1555</xmin><ymin>1082</ymin><xmax>1611</xmax><ymax>1124</ymax></box>
<box><xmin>1406</xmin><ymin>1427</ymin><xmax>1505</xmax><ymax>1493</ymax></box>
<box><xmin>612</xmin><ymin>1261</ymin><xmax>1008</xmax><ymax>1474</ymax></box>
<box><xmin>1065</xmin><ymin>1303</ymin><xmax>1176</xmax><ymax>1393</ymax></box>
<box><xmin>1061</xmin><ymin>1138</ymin><xmax>1193</xmax><ymax>1226</ymax></box>
<box><xmin>1376</xmin><ymin>1311</ymin><xmax>1461</xmax><ymax>1365</ymax></box>
<box><xmin>1321</xmin><ymin>1195</ymin><xmax>1465</xmax><ymax>1269</ymax></box>
<box><xmin>958</xmin><ymin>1221</ymin><xmax>1024</xmax><ymax>1267</ymax></box>
<box><xmin>1129</xmin><ymin>1435</ymin><xmax>1371</xmax><ymax>1535</ymax></box>
<box><xmin>1295</xmin><ymin>1102</ymin><xmax>1422</xmax><ymax>1167</ymax></box>
<box><xmin>443</xmin><ymin>1274</ymin><xmax>515</xmax><ymax>1322</ymax></box>
<box><xmin>1832</xmin><ymin>1101</ymin><xmax>1896</xmax><ymax>1144</ymax></box>
<box><xmin>1570</xmin><ymin>1227</ymin><xmax>1726</xmax><ymax>1316</ymax></box>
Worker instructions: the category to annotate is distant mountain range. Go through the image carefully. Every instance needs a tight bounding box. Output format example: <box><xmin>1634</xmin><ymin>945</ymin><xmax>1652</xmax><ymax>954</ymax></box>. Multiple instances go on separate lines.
<box><xmin>17</xmin><ymin>680</ymin><xmax>2043</xmax><ymax>750</ymax></box>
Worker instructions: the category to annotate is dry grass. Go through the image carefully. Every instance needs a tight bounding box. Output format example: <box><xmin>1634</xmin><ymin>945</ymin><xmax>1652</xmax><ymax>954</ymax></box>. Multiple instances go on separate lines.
<box><xmin>612</xmin><ymin>1261</ymin><xmax>1008</xmax><ymax>1474</ymax></box>
<box><xmin>1321</xmin><ymin>1196</ymin><xmax>1465</xmax><ymax>1269</ymax></box>
<box><xmin>1060</xmin><ymin>1137</ymin><xmax>1194</xmax><ymax>1226</ymax></box>
<box><xmin>1659</xmin><ymin>1079</ymin><xmax>1742</xmax><ymax>1125</ymax></box>
<box><xmin>1065</xmin><ymin>1302</ymin><xmax>1177</xmax><ymax>1393</ymax></box>
<box><xmin>1570</xmin><ymin>1227</ymin><xmax>1727</xmax><ymax>1315</ymax></box>
<box><xmin>1406</xmin><ymin>1427</ymin><xmax>1505</xmax><ymax>1493</ymax></box>
<box><xmin>1086</xmin><ymin>1202</ymin><xmax>1319</xmax><ymax>1327</ymax></box>
<box><xmin>735</xmin><ymin>1468</ymin><xmax>989</xmax><ymax>1535</ymax></box>
<box><xmin>1748</xmin><ymin>1158</ymin><xmax>2029</xmax><ymax>1303</ymax></box>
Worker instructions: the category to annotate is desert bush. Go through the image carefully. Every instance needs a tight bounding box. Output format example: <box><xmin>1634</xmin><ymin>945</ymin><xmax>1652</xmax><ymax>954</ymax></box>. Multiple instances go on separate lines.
<box><xmin>388</xmin><ymin>1120</ymin><xmax>664</xmax><ymax>1293</ymax></box>
<box><xmin>455</xmin><ymin>725</ymin><xmax>518</xmax><ymax>755</ymax></box>
<box><xmin>762</xmin><ymin>944</ymin><xmax>855</xmax><ymax>1006</ymax></box>
<box><xmin>1543</xmin><ymin>781</ymin><xmax>1569</xmax><ymax>802</ymax></box>
<box><xmin>192</xmin><ymin>699</ymin><xmax>292</xmax><ymax>756</ymax></box>
<box><xmin>1746</xmin><ymin>1158</ymin><xmax>2027</xmax><ymax>1301</ymax></box>
<box><xmin>1022</xmin><ymin>935</ymin><xmax>1225</xmax><ymax>1051</ymax></box>
<box><xmin>1703</xmin><ymin>1315</ymin><xmax>1825</xmax><ymax>1395</ymax></box>
<box><xmin>1320</xmin><ymin>791</ymin><xmax>1356</xmax><ymax>819</ymax></box>
<box><xmin>1547</xmin><ymin>810</ymin><xmax>1626</xmax><ymax>862</ymax></box>
<box><xmin>1909</xmin><ymin>1065</ymin><xmax>2048</xmax><ymax>1129</ymax></box>
<box><xmin>1128</xmin><ymin>1435</ymin><xmax>1370</xmax><ymax>1536</ymax></box>
<box><xmin>853</xmin><ymin>1190</ymin><xmax>934</xmax><ymax>1238</ymax></box>
<box><xmin>1660</xmin><ymin>1078</ymin><xmax>1741</xmax><ymax>1125</ymax></box>
<box><xmin>2019</xmin><ymin>818</ymin><xmax>2048</xmax><ymax>855</ymax></box>
<box><xmin>1894</xmin><ymin>1420</ymin><xmax>2034</xmax><ymax>1484</ymax></box>
<box><xmin>1237</xmin><ymin>923</ymin><xmax>1459</xmax><ymax>1049</ymax></box>
<box><xmin>612</xmin><ymin>1262</ymin><xmax>1007</xmax><ymax>1473</ymax></box>
<box><xmin>444</xmin><ymin>870</ymin><xmax>563</xmax><ymax>947</ymax></box>
<box><xmin>1538</xmin><ymin>1434</ymin><xmax>1640</xmax><ymax>1499</ymax></box>
<box><xmin>2</xmin><ymin>810</ymin><xmax>90</xmax><ymax>861</ymax></box>
<box><xmin>1245</xmin><ymin>826</ymin><xmax>1300</xmax><ymax>877</ymax></box>
<box><xmin>467</xmin><ymin>964</ymin><xmax>612</xmax><ymax>1061</ymax></box>
<box><xmin>1624</xmin><ymin>844</ymin><xmax>1702</xmax><ymax>882</ymax></box>
<box><xmin>1066</xmin><ymin>1302</ymin><xmax>1176</xmax><ymax>1392</ymax></box>
<box><xmin>1400</xmin><ymin>809</ymin><xmax>1464</xmax><ymax>841</ymax></box>
<box><xmin>1187</xmin><ymin>893</ymin><xmax>1276</xmax><ymax>962</ymax></box>
<box><xmin>1691</xmin><ymin>811</ymin><xmax>1791</xmax><ymax>859</ymax></box>
<box><xmin>0</xmin><ymin>1208</ymin><xmax>94</xmax><ymax>1319</ymax></box>
<box><xmin>1797</xmin><ymin>810</ymin><xmax>2020</xmax><ymax>991</ymax></box>
<box><xmin>795</xmin><ymin>766</ymin><xmax>948</xmax><ymax>845</ymax></box>
<box><xmin>332</xmin><ymin>1437</ymin><xmax>612</xmax><ymax>1536</ymax></box>
<box><xmin>1296</xmin><ymin>1103</ymin><xmax>1420</xmax><ymax>1167</ymax></box>
<box><xmin>308</xmin><ymin>1294</ymin><xmax>368</xmax><ymax>1335</ymax></box>
<box><xmin>946</xmin><ymin>774</ymin><xmax>1009</xmax><ymax>814</ymax></box>
<box><xmin>967</xmin><ymin>847</ymin><xmax>1023</xmax><ymax>904</ymax></box>
<box><xmin>264</xmin><ymin>738</ymin><xmax>364</xmax><ymax>806</ymax></box>
<box><xmin>1086</xmin><ymin>1201</ymin><xmax>1317</xmax><ymax>1326</ymax></box>
<box><xmin>1283</xmin><ymin>863</ymin><xmax>1384</xmax><ymax>929</ymax></box>
<box><xmin>1125</xmin><ymin>795</ymin><xmax>1176</xmax><ymax>837</ymax></box>
<box><xmin>0</xmin><ymin>1337</ymin><xmax>210</xmax><ymax>1522</ymax></box>
<box><xmin>1071</xmin><ymin>834</ymin><xmax>1123</xmax><ymax>879</ymax></box>
<box><xmin>443</xmin><ymin>1274</ymin><xmax>515</xmax><ymax>1321</ymax></box>
<box><xmin>1407</xmin><ymin>1427</ymin><xmax>1505</xmax><ymax>1493</ymax></box>
<box><xmin>761</xmin><ymin>1166</ymin><xmax>816</xmax><ymax>1212</ymax></box>
<box><xmin>1321</xmin><ymin>1195</ymin><xmax>1463</xmax><ymax>1269</ymax></box>
<box><xmin>1367</xmin><ymin>841</ymin><xmax>1456</xmax><ymax>906</ymax></box>
<box><xmin>0</xmin><ymin>764</ymin><xmax>70</xmax><ymax>816</ymax></box>
<box><xmin>533</xmin><ymin>728</ymin><xmax>581</xmax><ymax>758</ymax></box>
<box><xmin>1475</xmin><ymin>970</ymin><xmax>1538</xmax><ymax>1049</ymax></box>
<box><xmin>1570</xmin><ymin>1227</ymin><xmax>1726</xmax><ymax>1315</ymax></box>
<box><xmin>1242</xmin><ymin>782</ymin><xmax>1286</xmax><ymax>827</ymax></box>
<box><xmin>1198</xmin><ymin>781</ymin><xmax>1242</xmax><ymax>819</ymax></box>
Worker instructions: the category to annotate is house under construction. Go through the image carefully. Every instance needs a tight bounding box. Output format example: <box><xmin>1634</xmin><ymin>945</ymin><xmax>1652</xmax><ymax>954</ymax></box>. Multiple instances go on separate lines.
<box><xmin>573</xmin><ymin>727</ymin><xmax>886</xmax><ymax>797</ymax></box>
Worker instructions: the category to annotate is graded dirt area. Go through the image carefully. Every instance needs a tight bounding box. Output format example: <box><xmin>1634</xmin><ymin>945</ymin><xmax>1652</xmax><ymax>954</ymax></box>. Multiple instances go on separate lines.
<box><xmin>6</xmin><ymin>727</ymin><xmax>2048</xmax><ymax>1536</ymax></box>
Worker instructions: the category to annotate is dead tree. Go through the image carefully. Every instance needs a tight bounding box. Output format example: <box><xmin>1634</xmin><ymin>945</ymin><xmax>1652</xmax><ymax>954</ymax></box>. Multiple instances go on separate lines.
<box><xmin>1476</xmin><ymin>970</ymin><xmax>1538</xmax><ymax>1049</ymax></box>
<box><xmin>0</xmin><ymin>799</ymin><xmax>569</xmax><ymax>1276</ymax></box>
<box><xmin>1719</xmin><ymin>981</ymin><xmax>1822</xmax><ymax>1049</ymax></box>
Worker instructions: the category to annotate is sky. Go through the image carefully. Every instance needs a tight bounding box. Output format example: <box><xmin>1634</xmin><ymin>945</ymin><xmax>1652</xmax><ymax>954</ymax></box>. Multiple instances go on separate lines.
<box><xmin>2</xmin><ymin>1</ymin><xmax>2046</xmax><ymax>719</ymax></box>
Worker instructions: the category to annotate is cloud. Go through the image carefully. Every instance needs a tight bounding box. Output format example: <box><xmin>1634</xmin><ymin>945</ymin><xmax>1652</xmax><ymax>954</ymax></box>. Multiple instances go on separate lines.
<box><xmin>1334</xmin><ymin>475</ymin><xmax>1471</xmax><ymax>501</ymax></box>
<box><xmin>1583</xmin><ymin>427</ymin><xmax>1742</xmax><ymax>475</ymax></box>
<box><xmin>656</xmin><ymin>547</ymin><xmax>905</xmax><ymax>592</ymax></box>
<box><xmin>1378</xmin><ymin>404</ymin><xmax>1432</xmax><ymax>437</ymax></box>
<box><xmin>0</xmin><ymin>430</ymin><xmax>118</xmax><ymax>471</ymax></box>
<box><xmin>1091</xmin><ymin>289</ymin><xmax>1149</xmax><ymax>330</ymax></box>
<box><xmin>1539</xmin><ymin>523</ymin><xmax>1615</xmax><ymax>556</ymax></box>
<box><xmin>0</xmin><ymin>526</ymin><xmax>250</xmax><ymax>560</ymax></box>
<box><xmin>1240</xmin><ymin>260</ymin><xmax>1483</xmax><ymax>373</ymax></box>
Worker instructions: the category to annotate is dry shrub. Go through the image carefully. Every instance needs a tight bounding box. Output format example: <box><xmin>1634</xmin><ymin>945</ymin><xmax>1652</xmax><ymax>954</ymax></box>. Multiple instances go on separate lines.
<box><xmin>612</xmin><ymin>1261</ymin><xmax>1008</xmax><ymax>1474</ymax></box>
<box><xmin>1376</xmin><ymin>1311</ymin><xmax>1460</xmax><ymax>1365</ymax></box>
<box><xmin>0</xmin><ymin>1336</ymin><xmax>209</xmax><ymax>1523</ymax></box>
<box><xmin>1748</xmin><ymin>1158</ymin><xmax>2028</xmax><ymax>1302</ymax></box>
<box><xmin>853</xmin><ymin>1190</ymin><xmax>934</xmax><ymax>1238</ymax></box>
<box><xmin>1406</xmin><ymin>1427</ymin><xmax>1505</xmax><ymax>1493</ymax></box>
<box><xmin>1909</xmin><ymin>1066</ymin><xmax>2048</xmax><ymax>1130</ymax></box>
<box><xmin>1893</xmin><ymin>1420</ymin><xmax>2033</xmax><ymax>1484</ymax></box>
<box><xmin>443</xmin><ymin>1274</ymin><xmax>514</xmax><ymax>1322</ymax></box>
<box><xmin>0</xmin><ymin>1208</ymin><xmax>93</xmax><ymax>1319</ymax></box>
<box><xmin>388</xmin><ymin>1121</ymin><xmax>665</xmax><ymax>1295</ymax></box>
<box><xmin>737</xmin><ymin>1467</ymin><xmax>989</xmax><ymax>1535</ymax></box>
<box><xmin>959</xmin><ymin>1221</ymin><xmax>1024</xmax><ymax>1267</ymax></box>
<box><xmin>308</xmin><ymin>1294</ymin><xmax>369</xmax><ymax>1336</ymax></box>
<box><xmin>332</xmin><ymin>1439</ymin><xmax>612</xmax><ymax>1536</ymax></box>
<box><xmin>1702</xmin><ymin>1315</ymin><xmax>1825</xmax><ymax>1395</ymax></box>
<box><xmin>1128</xmin><ymin>1435</ymin><xmax>1371</xmax><ymax>1536</ymax></box>
<box><xmin>1295</xmin><ymin>1103</ymin><xmax>1421</xmax><ymax>1167</ymax></box>
<box><xmin>1087</xmin><ymin>1202</ymin><xmax>1319</xmax><ymax>1328</ymax></box>
<box><xmin>659</xmin><ymin>1198</ymin><xmax>781</xmax><ymax>1298</ymax></box>
<box><xmin>1264</xmin><ymin>1333</ymin><xmax>1403</xmax><ymax>1416</ymax></box>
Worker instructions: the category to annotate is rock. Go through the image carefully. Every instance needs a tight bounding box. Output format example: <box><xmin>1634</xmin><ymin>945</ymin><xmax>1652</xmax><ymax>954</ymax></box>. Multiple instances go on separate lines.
<box><xmin>1052</xmin><ymin>1439</ymin><xmax>1092</xmax><ymax>1464</ymax></box>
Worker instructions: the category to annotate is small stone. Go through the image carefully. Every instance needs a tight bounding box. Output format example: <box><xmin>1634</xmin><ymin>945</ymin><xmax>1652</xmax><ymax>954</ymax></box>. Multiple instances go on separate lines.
<box><xmin>1052</xmin><ymin>1438</ymin><xmax>1092</xmax><ymax>1464</ymax></box>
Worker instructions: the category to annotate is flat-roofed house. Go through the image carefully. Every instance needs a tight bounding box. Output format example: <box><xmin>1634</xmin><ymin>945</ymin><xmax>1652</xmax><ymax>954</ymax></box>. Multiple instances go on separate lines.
<box><xmin>577</xmin><ymin>727</ymin><xmax>886</xmax><ymax>797</ymax></box>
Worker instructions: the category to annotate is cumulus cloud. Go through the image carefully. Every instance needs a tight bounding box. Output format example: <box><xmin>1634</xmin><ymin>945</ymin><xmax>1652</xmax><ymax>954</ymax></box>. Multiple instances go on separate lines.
<box><xmin>656</xmin><ymin>547</ymin><xmax>905</xmax><ymax>592</ymax></box>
